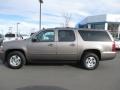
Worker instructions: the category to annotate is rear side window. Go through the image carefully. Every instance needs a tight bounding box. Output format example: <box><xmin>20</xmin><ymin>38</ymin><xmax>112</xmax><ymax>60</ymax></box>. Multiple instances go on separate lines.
<box><xmin>78</xmin><ymin>30</ymin><xmax>111</xmax><ymax>41</ymax></box>
<box><xmin>58</xmin><ymin>30</ymin><xmax>75</xmax><ymax>42</ymax></box>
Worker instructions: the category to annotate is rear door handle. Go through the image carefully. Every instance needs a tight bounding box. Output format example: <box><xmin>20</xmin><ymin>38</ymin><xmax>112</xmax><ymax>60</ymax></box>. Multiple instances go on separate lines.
<box><xmin>70</xmin><ymin>43</ymin><xmax>75</xmax><ymax>46</ymax></box>
<box><xmin>48</xmin><ymin>44</ymin><xmax>53</xmax><ymax>47</ymax></box>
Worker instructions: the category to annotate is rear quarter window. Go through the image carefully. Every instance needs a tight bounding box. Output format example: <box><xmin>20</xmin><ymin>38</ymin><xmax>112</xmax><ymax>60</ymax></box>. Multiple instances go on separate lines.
<box><xmin>78</xmin><ymin>30</ymin><xmax>111</xmax><ymax>41</ymax></box>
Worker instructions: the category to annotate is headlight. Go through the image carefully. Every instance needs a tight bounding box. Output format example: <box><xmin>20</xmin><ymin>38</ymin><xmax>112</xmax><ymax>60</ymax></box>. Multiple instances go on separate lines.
<box><xmin>0</xmin><ymin>43</ymin><xmax>4</xmax><ymax>50</ymax></box>
<box><xmin>0</xmin><ymin>45</ymin><xmax>3</xmax><ymax>49</ymax></box>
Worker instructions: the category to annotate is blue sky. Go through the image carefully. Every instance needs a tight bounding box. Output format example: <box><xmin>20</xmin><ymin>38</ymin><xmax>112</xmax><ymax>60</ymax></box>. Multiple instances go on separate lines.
<box><xmin>0</xmin><ymin>0</ymin><xmax>120</xmax><ymax>34</ymax></box>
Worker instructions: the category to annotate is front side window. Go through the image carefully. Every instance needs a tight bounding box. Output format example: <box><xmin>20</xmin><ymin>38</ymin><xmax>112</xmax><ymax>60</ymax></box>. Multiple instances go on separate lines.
<box><xmin>36</xmin><ymin>30</ymin><xmax>55</xmax><ymax>42</ymax></box>
<box><xmin>58</xmin><ymin>30</ymin><xmax>75</xmax><ymax>42</ymax></box>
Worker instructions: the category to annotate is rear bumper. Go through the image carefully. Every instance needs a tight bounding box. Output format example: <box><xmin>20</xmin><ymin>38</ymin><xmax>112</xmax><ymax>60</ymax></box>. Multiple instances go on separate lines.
<box><xmin>101</xmin><ymin>51</ymin><xmax>117</xmax><ymax>61</ymax></box>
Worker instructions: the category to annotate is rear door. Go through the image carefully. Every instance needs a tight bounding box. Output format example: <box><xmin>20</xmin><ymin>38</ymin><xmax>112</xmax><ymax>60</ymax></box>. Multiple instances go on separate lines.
<box><xmin>57</xmin><ymin>30</ymin><xmax>78</xmax><ymax>60</ymax></box>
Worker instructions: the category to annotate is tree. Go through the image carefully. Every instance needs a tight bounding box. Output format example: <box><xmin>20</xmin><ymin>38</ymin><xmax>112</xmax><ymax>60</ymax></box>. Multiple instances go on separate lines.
<box><xmin>62</xmin><ymin>13</ymin><xmax>72</xmax><ymax>27</ymax></box>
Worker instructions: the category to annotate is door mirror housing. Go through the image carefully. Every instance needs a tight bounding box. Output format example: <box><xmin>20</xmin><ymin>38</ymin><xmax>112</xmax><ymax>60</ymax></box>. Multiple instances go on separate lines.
<box><xmin>32</xmin><ymin>37</ymin><xmax>37</xmax><ymax>42</ymax></box>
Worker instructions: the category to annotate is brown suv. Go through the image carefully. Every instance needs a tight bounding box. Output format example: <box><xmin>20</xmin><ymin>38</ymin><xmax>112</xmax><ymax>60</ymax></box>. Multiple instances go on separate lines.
<box><xmin>0</xmin><ymin>28</ymin><xmax>116</xmax><ymax>70</ymax></box>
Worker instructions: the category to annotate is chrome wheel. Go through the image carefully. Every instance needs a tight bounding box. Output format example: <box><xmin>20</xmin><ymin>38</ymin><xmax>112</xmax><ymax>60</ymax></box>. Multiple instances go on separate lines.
<box><xmin>85</xmin><ymin>57</ymin><xmax>97</xmax><ymax>68</ymax></box>
<box><xmin>9</xmin><ymin>55</ymin><xmax>21</xmax><ymax>67</ymax></box>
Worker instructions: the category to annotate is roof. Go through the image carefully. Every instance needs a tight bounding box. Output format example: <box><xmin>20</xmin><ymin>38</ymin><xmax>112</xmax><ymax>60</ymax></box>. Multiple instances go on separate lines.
<box><xmin>79</xmin><ymin>14</ymin><xmax>120</xmax><ymax>25</ymax></box>
<box><xmin>44</xmin><ymin>27</ymin><xmax>106</xmax><ymax>31</ymax></box>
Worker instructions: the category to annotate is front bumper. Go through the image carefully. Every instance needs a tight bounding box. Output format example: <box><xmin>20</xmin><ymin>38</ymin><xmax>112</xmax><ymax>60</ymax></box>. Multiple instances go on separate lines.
<box><xmin>101</xmin><ymin>51</ymin><xmax>117</xmax><ymax>61</ymax></box>
<box><xmin>0</xmin><ymin>49</ymin><xmax>5</xmax><ymax>63</ymax></box>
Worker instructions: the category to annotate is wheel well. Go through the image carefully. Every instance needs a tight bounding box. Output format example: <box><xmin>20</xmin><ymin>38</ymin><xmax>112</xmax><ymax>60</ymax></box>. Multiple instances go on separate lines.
<box><xmin>5</xmin><ymin>49</ymin><xmax>27</xmax><ymax>62</ymax></box>
<box><xmin>81</xmin><ymin>49</ymin><xmax>101</xmax><ymax>60</ymax></box>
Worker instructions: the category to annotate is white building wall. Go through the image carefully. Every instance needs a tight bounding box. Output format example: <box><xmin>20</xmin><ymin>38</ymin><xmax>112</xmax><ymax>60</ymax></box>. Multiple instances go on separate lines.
<box><xmin>88</xmin><ymin>24</ymin><xmax>91</xmax><ymax>29</ymax></box>
<box><xmin>118</xmin><ymin>25</ymin><xmax>120</xmax><ymax>38</ymax></box>
<box><xmin>105</xmin><ymin>23</ymin><xmax>108</xmax><ymax>30</ymax></box>
<box><xmin>107</xmin><ymin>14</ymin><xmax>120</xmax><ymax>22</ymax></box>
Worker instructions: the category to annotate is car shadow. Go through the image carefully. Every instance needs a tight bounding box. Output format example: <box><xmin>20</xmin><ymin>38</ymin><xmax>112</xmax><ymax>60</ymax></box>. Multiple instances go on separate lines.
<box><xmin>16</xmin><ymin>85</ymin><xmax>68</xmax><ymax>90</ymax></box>
<box><xmin>0</xmin><ymin>60</ymin><xmax>2</xmax><ymax>65</ymax></box>
<box><xmin>69</xmin><ymin>63</ymin><xmax>85</xmax><ymax>69</ymax></box>
<box><xmin>26</xmin><ymin>63</ymin><xmax>84</xmax><ymax>69</ymax></box>
<box><xmin>27</xmin><ymin>63</ymin><xmax>65</xmax><ymax>66</ymax></box>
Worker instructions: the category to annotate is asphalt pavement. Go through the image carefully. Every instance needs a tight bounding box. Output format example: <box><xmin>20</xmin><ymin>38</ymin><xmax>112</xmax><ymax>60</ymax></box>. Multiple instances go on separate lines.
<box><xmin>0</xmin><ymin>51</ymin><xmax>120</xmax><ymax>90</ymax></box>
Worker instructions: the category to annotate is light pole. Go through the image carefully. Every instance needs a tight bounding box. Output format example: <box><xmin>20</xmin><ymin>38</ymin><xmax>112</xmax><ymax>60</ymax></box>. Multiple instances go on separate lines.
<box><xmin>39</xmin><ymin>0</ymin><xmax>43</xmax><ymax>30</ymax></box>
<box><xmin>1</xmin><ymin>29</ymin><xmax>3</xmax><ymax>35</ymax></box>
<box><xmin>8</xmin><ymin>27</ymin><xmax>12</xmax><ymax>33</ymax></box>
<box><xmin>17</xmin><ymin>22</ymin><xmax>20</xmax><ymax>35</ymax></box>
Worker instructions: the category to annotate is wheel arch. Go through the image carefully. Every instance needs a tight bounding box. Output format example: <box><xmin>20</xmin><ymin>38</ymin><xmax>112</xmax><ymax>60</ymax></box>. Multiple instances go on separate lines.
<box><xmin>5</xmin><ymin>49</ymin><xmax>27</xmax><ymax>63</ymax></box>
<box><xmin>81</xmin><ymin>49</ymin><xmax>101</xmax><ymax>61</ymax></box>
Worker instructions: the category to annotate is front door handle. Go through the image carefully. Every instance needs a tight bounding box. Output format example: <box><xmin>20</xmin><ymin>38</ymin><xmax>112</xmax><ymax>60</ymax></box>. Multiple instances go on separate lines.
<box><xmin>48</xmin><ymin>44</ymin><xmax>53</xmax><ymax>47</ymax></box>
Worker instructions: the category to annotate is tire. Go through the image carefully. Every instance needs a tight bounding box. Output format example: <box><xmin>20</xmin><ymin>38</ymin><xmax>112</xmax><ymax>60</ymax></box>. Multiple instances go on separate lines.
<box><xmin>6</xmin><ymin>51</ymin><xmax>26</xmax><ymax>69</ymax></box>
<box><xmin>81</xmin><ymin>52</ymin><xmax>99</xmax><ymax>70</ymax></box>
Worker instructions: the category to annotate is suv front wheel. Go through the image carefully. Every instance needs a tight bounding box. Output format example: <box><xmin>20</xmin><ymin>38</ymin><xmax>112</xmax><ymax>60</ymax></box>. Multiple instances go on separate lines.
<box><xmin>6</xmin><ymin>51</ymin><xmax>26</xmax><ymax>69</ymax></box>
<box><xmin>81</xmin><ymin>52</ymin><xmax>99</xmax><ymax>70</ymax></box>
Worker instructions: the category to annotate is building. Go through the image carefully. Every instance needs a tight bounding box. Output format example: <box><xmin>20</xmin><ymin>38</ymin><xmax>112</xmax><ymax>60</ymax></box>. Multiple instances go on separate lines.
<box><xmin>77</xmin><ymin>14</ymin><xmax>120</xmax><ymax>38</ymax></box>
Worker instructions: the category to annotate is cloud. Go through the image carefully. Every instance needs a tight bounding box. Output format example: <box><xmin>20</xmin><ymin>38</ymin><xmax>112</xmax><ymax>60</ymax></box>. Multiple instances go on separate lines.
<box><xmin>0</xmin><ymin>19</ymin><xmax>39</xmax><ymax>35</ymax></box>
<box><xmin>0</xmin><ymin>0</ymin><xmax>120</xmax><ymax>34</ymax></box>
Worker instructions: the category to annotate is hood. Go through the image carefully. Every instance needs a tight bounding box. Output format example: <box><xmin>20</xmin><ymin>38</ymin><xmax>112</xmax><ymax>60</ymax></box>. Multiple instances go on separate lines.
<box><xmin>3</xmin><ymin>39</ymin><xmax>29</xmax><ymax>49</ymax></box>
<box><xmin>4</xmin><ymin>39</ymin><xmax>26</xmax><ymax>44</ymax></box>
<box><xmin>4</xmin><ymin>38</ymin><xmax>16</xmax><ymax>42</ymax></box>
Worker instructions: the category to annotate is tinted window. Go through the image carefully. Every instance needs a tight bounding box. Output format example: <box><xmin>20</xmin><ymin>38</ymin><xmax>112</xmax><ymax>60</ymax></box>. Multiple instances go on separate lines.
<box><xmin>36</xmin><ymin>30</ymin><xmax>55</xmax><ymax>42</ymax></box>
<box><xmin>78</xmin><ymin>30</ymin><xmax>111</xmax><ymax>41</ymax></box>
<box><xmin>58</xmin><ymin>30</ymin><xmax>75</xmax><ymax>42</ymax></box>
<box><xmin>5</xmin><ymin>34</ymin><xmax>15</xmax><ymax>37</ymax></box>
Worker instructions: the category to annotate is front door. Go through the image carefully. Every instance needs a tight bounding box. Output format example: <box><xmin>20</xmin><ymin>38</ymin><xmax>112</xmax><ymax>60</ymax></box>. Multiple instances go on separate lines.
<box><xmin>28</xmin><ymin>30</ymin><xmax>57</xmax><ymax>61</ymax></box>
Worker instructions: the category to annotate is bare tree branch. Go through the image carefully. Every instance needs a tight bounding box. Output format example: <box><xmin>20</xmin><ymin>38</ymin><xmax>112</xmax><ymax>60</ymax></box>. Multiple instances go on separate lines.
<box><xmin>62</xmin><ymin>13</ymin><xmax>72</xmax><ymax>27</ymax></box>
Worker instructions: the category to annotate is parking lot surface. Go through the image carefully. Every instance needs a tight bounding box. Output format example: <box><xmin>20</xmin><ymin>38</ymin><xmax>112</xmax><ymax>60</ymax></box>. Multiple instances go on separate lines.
<box><xmin>0</xmin><ymin>52</ymin><xmax>120</xmax><ymax>90</ymax></box>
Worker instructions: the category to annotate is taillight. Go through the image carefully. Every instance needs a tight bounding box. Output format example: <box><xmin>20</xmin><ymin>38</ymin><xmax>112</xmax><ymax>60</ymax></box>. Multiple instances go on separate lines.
<box><xmin>112</xmin><ymin>41</ymin><xmax>116</xmax><ymax>52</ymax></box>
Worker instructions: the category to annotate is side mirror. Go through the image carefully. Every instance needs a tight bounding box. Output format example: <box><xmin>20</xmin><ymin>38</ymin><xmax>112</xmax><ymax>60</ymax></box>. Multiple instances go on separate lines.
<box><xmin>32</xmin><ymin>38</ymin><xmax>37</xmax><ymax>42</ymax></box>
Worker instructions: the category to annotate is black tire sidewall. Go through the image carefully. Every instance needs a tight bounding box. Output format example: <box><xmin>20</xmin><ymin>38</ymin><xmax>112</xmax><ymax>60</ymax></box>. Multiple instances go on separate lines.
<box><xmin>82</xmin><ymin>53</ymin><xmax>99</xmax><ymax>70</ymax></box>
<box><xmin>6</xmin><ymin>51</ymin><xmax>25</xmax><ymax>69</ymax></box>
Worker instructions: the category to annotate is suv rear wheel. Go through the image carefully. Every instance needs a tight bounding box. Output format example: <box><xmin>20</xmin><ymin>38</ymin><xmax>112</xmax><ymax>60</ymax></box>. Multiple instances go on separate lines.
<box><xmin>6</xmin><ymin>51</ymin><xmax>26</xmax><ymax>69</ymax></box>
<box><xmin>81</xmin><ymin>52</ymin><xmax>99</xmax><ymax>70</ymax></box>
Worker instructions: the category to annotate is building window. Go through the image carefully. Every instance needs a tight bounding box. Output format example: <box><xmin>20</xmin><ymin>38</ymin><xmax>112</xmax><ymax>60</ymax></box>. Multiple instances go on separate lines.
<box><xmin>91</xmin><ymin>23</ymin><xmax>105</xmax><ymax>29</ymax></box>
